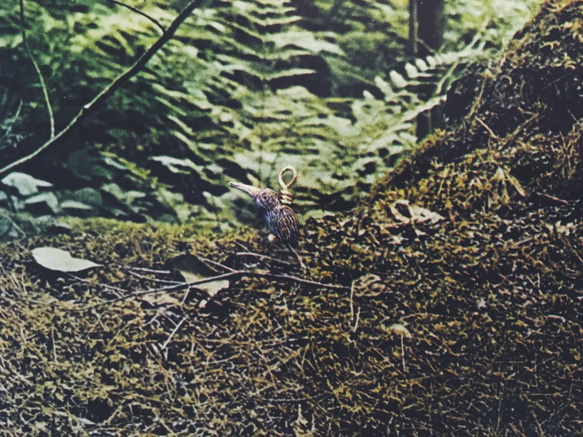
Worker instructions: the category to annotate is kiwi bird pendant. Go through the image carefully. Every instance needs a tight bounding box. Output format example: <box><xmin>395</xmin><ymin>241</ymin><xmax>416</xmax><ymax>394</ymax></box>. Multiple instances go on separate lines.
<box><xmin>229</xmin><ymin>182</ymin><xmax>299</xmax><ymax>244</ymax></box>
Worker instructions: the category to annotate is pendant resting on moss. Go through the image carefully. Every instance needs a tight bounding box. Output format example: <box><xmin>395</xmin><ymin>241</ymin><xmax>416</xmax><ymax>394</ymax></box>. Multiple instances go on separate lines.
<box><xmin>229</xmin><ymin>166</ymin><xmax>299</xmax><ymax>244</ymax></box>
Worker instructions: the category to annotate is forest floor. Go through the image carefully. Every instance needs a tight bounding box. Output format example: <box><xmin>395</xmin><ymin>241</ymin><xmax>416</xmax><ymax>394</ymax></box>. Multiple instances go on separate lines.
<box><xmin>0</xmin><ymin>0</ymin><xmax>581</xmax><ymax>435</ymax></box>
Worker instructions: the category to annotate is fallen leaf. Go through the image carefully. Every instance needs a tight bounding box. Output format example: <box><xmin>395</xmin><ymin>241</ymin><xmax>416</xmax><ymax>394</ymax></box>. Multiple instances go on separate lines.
<box><xmin>390</xmin><ymin>199</ymin><xmax>445</xmax><ymax>225</ymax></box>
<box><xmin>32</xmin><ymin>247</ymin><xmax>100</xmax><ymax>272</ymax></box>
<box><xmin>167</xmin><ymin>253</ymin><xmax>230</xmax><ymax>297</ymax></box>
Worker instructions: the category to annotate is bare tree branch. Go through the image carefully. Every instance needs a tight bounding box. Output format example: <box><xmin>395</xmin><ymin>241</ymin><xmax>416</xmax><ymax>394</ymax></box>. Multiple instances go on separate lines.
<box><xmin>83</xmin><ymin>269</ymin><xmax>350</xmax><ymax>310</ymax></box>
<box><xmin>106</xmin><ymin>0</ymin><xmax>167</xmax><ymax>34</ymax></box>
<box><xmin>19</xmin><ymin>0</ymin><xmax>54</xmax><ymax>139</ymax></box>
<box><xmin>0</xmin><ymin>0</ymin><xmax>210</xmax><ymax>177</ymax></box>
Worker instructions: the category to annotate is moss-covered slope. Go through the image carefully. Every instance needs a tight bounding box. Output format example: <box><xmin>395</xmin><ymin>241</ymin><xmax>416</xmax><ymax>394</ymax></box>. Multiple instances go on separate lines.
<box><xmin>1</xmin><ymin>0</ymin><xmax>581</xmax><ymax>435</ymax></box>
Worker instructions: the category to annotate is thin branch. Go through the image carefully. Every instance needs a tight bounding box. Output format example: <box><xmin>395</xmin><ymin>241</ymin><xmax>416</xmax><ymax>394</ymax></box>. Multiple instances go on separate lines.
<box><xmin>200</xmin><ymin>257</ymin><xmax>237</xmax><ymax>272</ymax></box>
<box><xmin>234</xmin><ymin>251</ymin><xmax>297</xmax><ymax>269</ymax></box>
<box><xmin>161</xmin><ymin>316</ymin><xmax>187</xmax><ymax>350</ymax></box>
<box><xmin>83</xmin><ymin>269</ymin><xmax>350</xmax><ymax>310</ymax></box>
<box><xmin>19</xmin><ymin>0</ymin><xmax>54</xmax><ymax>139</ymax></box>
<box><xmin>351</xmin><ymin>306</ymin><xmax>360</xmax><ymax>333</ymax></box>
<box><xmin>536</xmin><ymin>192</ymin><xmax>571</xmax><ymax>206</ymax></box>
<box><xmin>400</xmin><ymin>333</ymin><xmax>407</xmax><ymax>372</ymax></box>
<box><xmin>122</xmin><ymin>265</ymin><xmax>172</xmax><ymax>275</ymax></box>
<box><xmin>106</xmin><ymin>0</ymin><xmax>166</xmax><ymax>34</ymax></box>
<box><xmin>0</xmin><ymin>0</ymin><xmax>209</xmax><ymax>177</ymax></box>
<box><xmin>476</xmin><ymin>116</ymin><xmax>500</xmax><ymax>140</ymax></box>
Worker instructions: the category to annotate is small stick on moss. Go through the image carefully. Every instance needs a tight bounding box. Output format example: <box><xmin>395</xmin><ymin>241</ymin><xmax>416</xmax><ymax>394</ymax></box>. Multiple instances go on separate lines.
<box><xmin>161</xmin><ymin>316</ymin><xmax>187</xmax><ymax>350</ymax></box>
<box><xmin>476</xmin><ymin>116</ymin><xmax>500</xmax><ymax>140</ymax></box>
<box><xmin>124</xmin><ymin>265</ymin><xmax>173</xmax><ymax>275</ymax></box>
<box><xmin>537</xmin><ymin>192</ymin><xmax>571</xmax><ymax>206</ymax></box>
<box><xmin>349</xmin><ymin>280</ymin><xmax>360</xmax><ymax>332</ymax></box>
<box><xmin>400</xmin><ymin>333</ymin><xmax>406</xmax><ymax>373</ymax></box>
<box><xmin>349</xmin><ymin>281</ymin><xmax>355</xmax><ymax>320</ymax></box>
<box><xmin>51</xmin><ymin>326</ymin><xmax>57</xmax><ymax>363</ymax></box>
<box><xmin>200</xmin><ymin>257</ymin><xmax>237</xmax><ymax>272</ymax></box>
<box><xmin>352</xmin><ymin>307</ymin><xmax>360</xmax><ymax>333</ymax></box>
<box><xmin>124</xmin><ymin>268</ymin><xmax>183</xmax><ymax>285</ymax></box>
<box><xmin>81</xmin><ymin>269</ymin><xmax>350</xmax><ymax>310</ymax></box>
<box><xmin>68</xmin><ymin>273</ymin><xmax>132</xmax><ymax>295</ymax></box>
<box><xmin>287</xmin><ymin>244</ymin><xmax>305</xmax><ymax>269</ymax></box>
<box><xmin>235</xmin><ymin>251</ymin><xmax>297</xmax><ymax>269</ymax></box>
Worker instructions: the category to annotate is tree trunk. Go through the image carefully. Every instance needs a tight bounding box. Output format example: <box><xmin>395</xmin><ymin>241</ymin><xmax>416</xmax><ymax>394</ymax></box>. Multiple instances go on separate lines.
<box><xmin>417</xmin><ymin>0</ymin><xmax>445</xmax><ymax>55</ymax></box>
<box><xmin>409</xmin><ymin>0</ymin><xmax>446</xmax><ymax>138</ymax></box>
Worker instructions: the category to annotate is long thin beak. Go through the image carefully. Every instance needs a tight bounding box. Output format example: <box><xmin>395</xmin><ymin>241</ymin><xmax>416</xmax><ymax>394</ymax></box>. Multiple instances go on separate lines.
<box><xmin>229</xmin><ymin>181</ymin><xmax>262</xmax><ymax>198</ymax></box>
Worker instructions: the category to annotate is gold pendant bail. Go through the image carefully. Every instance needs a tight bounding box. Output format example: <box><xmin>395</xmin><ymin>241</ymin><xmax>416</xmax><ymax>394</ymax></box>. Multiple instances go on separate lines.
<box><xmin>278</xmin><ymin>165</ymin><xmax>297</xmax><ymax>206</ymax></box>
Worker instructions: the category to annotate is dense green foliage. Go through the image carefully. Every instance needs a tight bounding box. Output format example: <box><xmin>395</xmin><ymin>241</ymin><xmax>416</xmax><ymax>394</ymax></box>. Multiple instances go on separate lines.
<box><xmin>0</xmin><ymin>0</ymin><xmax>541</xmax><ymax>230</ymax></box>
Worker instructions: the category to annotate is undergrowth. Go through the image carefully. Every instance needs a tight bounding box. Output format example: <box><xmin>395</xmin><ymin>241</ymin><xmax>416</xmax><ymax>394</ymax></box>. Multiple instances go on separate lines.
<box><xmin>0</xmin><ymin>0</ymin><xmax>542</xmax><ymax>231</ymax></box>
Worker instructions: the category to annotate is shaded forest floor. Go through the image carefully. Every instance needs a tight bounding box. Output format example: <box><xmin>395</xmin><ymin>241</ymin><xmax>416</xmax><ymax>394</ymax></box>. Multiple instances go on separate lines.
<box><xmin>1</xmin><ymin>0</ymin><xmax>582</xmax><ymax>435</ymax></box>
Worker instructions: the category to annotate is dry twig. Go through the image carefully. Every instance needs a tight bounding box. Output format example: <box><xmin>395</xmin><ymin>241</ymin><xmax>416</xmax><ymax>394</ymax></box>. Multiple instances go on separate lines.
<box><xmin>107</xmin><ymin>0</ymin><xmax>167</xmax><ymax>34</ymax></box>
<box><xmin>19</xmin><ymin>0</ymin><xmax>54</xmax><ymax>139</ymax></box>
<box><xmin>1</xmin><ymin>0</ymin><xmax>210</xmax><ymax>176</ymax></box>
<box><xmin>83</xmin><ymin>268</ymin><xmax>350</xmax><ymax>310</ymax></box>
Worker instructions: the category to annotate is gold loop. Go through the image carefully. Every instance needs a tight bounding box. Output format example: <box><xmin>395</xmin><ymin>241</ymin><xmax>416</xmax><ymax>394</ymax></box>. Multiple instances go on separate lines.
<box><xmin>278</xmin><ymin>166</ymin><xmax>297</xmax><ymax>206</ymax></box>
<box><xmin>278</xmin><ymin>166</ymin><xmax>297</xmax><ymax>190</ymax></box>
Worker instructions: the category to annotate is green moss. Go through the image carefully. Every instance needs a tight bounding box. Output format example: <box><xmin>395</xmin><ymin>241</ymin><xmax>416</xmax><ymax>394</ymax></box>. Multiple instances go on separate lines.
<box><xmin>1</xmin><ymin>1</ymin><xmax>582</xmax><ymax>435</ymax></box>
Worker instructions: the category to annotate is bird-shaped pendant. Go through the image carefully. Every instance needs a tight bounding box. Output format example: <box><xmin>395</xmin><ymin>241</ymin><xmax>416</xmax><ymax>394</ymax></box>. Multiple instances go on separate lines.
<box><xmin>228</xmin><ymin>182</ymin><xmax>299</xmax><ymax>244</ymax></box>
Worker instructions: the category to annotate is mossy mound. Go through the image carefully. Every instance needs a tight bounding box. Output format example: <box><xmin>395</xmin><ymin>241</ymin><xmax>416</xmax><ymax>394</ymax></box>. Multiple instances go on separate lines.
<box><xmin>1</xmin><ymin>0</ymin><xmax>582</xmax><ymax>435</ymax></box>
